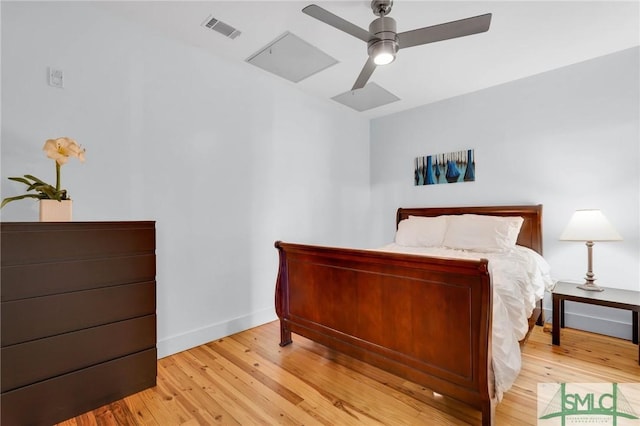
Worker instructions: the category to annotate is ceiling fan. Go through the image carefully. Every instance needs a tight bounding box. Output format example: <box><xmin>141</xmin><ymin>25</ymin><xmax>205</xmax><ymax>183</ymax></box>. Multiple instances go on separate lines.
<box><xmin>302</xmin><ymin>0</ymin><xmax>492</xmax><ymax>90</ymax></box>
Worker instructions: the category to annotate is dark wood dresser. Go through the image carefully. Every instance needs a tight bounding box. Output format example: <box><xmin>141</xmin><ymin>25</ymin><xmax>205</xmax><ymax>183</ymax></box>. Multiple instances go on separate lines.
<box><xmin>1</xmin><ymin>221</ymin><xmax>157</xmax><ymax>425</ymax></box>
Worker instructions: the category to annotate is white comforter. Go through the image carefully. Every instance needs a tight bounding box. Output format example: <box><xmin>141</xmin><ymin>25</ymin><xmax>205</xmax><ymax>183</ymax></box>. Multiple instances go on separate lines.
<box><xmin>375</xmin><ymin>243</ymin><xmax>554</xmax><ymax>400</ymax></box>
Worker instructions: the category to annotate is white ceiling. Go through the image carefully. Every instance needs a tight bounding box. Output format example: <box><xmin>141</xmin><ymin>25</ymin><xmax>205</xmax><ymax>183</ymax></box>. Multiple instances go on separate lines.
<box><xmin>99</xmin><ymin>1</ymin><xmax>639</xmax><ymax>119</ymax></box>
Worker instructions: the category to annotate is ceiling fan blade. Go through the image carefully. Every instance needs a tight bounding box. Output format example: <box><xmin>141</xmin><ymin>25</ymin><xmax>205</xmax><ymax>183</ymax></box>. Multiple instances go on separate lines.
<box><xmin>352</xmin><ymin>56</ymin><xmax>377</xmax><ymax>90</ymax></box>
<box><xmin>303</xmin><ymin>4</ymin><xmax>372</xmax><ymax>43</ymax></box>
<box><xmin>398</xmin><ymin>13</ymin><xmax>492</xmax><ymax>50</ymax></box>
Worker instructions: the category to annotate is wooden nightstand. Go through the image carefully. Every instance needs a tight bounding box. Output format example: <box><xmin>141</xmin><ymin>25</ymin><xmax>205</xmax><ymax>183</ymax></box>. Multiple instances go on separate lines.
<box><xmin>551</xmin><ymin>281</ymin><xmax>639</xmax><ymax>365</ymax></box>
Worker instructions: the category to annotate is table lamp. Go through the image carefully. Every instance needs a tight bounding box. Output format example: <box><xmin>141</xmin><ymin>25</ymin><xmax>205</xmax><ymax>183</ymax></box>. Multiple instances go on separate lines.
<box><xmin>560</xmin><ymin>209</ymin><xmax>622</xmax><ymax>291</ymax></box>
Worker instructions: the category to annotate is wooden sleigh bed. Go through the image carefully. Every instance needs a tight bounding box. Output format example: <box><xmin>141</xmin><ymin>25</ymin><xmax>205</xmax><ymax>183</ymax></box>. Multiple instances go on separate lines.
<box><xmin>274</xmin><ymin>205</ymin><xmax>544</xmax><ymax>426</ymax></box>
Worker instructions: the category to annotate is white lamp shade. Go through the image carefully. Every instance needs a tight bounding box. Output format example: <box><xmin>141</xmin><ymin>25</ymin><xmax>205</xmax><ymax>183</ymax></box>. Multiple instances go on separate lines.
<box><xmin>559</xmin><ymin>209</ymin><xmax>623</xmax><ymax>241</ymax></box>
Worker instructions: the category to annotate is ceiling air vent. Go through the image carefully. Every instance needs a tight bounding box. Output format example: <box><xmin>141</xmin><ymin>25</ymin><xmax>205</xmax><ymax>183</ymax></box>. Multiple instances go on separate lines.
<box><xmin>201</xmin><ymin>15</ymin><xmax>241</xmax><ymax>39</ymax></box>
<box><xmin>332</xmin><ymin>83</ymin><xmax>400</xmax><ymax>112</ymax></box>
<box><xmin>246</xmin><ymin>32</ymin><xmax>338</xmax><ymax>83</ymax></box>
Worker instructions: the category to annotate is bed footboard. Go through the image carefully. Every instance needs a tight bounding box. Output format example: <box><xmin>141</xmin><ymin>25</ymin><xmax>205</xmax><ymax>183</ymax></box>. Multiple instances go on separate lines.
<box><xmin>275</xmin><ymin>241</ymin><xmax>496</xmax><ymax>426</ymax></box>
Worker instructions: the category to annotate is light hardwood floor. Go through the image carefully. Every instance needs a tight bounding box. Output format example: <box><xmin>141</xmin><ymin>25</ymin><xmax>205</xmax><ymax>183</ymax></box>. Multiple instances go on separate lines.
<box><xmin>56</xmin><ymin>321</ymin><xmax>639</xmax><ymax>425</ymax></box>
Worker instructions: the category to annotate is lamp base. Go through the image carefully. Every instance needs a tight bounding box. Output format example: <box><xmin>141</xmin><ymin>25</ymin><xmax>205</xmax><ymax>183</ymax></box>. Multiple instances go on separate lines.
<box><xmin>576</xmin><ymin>283</ymin><xmax>604</xmax><ymax>292</ymax></box>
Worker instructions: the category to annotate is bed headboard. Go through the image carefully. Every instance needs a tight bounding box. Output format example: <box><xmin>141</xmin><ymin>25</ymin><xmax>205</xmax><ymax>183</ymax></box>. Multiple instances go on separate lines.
<box><xmin>396</xmin><ymin>205</ymin><xmax>543</xmax><ymax>255</ymax></box>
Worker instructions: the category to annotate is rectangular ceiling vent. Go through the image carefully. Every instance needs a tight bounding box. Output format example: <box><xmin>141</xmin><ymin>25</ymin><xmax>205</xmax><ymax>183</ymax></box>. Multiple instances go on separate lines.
<box><xmin>246</xmin><ymin>32</ymin><xmax>338</xmax><ymax>83</ymax></box>
<box><xmin>201</xmin><ymin>15</ymin><xmax>241</xmax><ymax>40</ymax></box>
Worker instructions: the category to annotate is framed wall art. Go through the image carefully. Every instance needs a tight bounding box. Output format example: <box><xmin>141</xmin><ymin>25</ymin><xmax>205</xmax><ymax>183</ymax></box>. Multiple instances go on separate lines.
<box><xmin>414</xmin><ymin>149</ymin><xmax>475</xmax><ymax>186</ymax></box>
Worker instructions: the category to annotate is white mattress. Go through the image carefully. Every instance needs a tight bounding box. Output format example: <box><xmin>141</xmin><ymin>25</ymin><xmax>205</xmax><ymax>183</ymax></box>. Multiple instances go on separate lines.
<box><xmin>374</xmin><ymin>243</ymin><xmax>554</xmax><ymax>400</ymax></box>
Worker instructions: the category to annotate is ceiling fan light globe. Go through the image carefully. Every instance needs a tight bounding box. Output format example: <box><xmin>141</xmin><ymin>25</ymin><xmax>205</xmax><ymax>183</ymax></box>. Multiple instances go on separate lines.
<box><xmin>374</xmin><ymin>52</ymin><xmax>395</xmax><ymax>65</ymax></box>
<box><xmin>369</xmin><ymin>39</ymin><xmax>397</xmax><ymax>66</ymax></box>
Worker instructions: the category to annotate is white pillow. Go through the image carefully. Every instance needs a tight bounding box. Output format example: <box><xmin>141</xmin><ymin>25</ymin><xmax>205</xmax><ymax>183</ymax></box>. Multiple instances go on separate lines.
<box><xmin>395</xmin><ymin>215</ymin><xmax>449</xmax><ymax>247</ymax></box>
<box><xmin>442</xmin><ymin>214</ymin><xmax>524</xmax><ymax>252</ymax></box>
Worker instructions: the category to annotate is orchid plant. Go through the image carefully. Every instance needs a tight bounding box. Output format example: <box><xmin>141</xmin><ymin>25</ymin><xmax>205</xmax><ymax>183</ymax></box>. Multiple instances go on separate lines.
<box><xmin>1</xmin><ymin>137</ymin><xmax>86</xmax><ymax>208</ymax></box>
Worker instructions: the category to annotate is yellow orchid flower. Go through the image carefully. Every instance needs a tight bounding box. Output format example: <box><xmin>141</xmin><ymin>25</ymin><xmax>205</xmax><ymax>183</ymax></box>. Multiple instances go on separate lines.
<box><xmin>43</xmin><ymin>137</ymin><xmax>86</xmax><ymax>165</ymax></box>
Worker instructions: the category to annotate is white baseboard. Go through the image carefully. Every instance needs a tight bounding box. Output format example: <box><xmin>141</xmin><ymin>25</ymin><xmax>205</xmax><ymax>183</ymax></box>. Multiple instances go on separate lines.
<box><xmin>157</xmin><ymin>308</ymin><xmax>278</xmax><ymax>359</ymax></box>
<box><xmin>158</xmin><ymin>307</ymin><xmax>634</xmax><ymax>359</ymax></box>
<box><xmin>543</xmin><ymin>308</ymin><xmax>635</xmax><ymax>341</ymax></box>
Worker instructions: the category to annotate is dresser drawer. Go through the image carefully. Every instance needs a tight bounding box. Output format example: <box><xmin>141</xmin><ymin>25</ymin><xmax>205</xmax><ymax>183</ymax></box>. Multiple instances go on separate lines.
<box><xmin>1</xmin><ymin>221</ymin><xmax>155</xmax><ymax>266</ymax></box>
<box><xmin>1</xmin><ymin>254</ymin><xmax>156</xmax><ymax>301</ymax></box>
<box><xmin>1</xmin><ymin>314</ymin><xmax>156</xmax><ymax>392</ymax></box>
<box><xmin>1</xmin><ymin>348</ymin><xmax>157</xmax><ymax>426</ymax></box>
<box><xmin>1</xmin><ymin>281</ymin><xmax>155</xmax><ymax>346</ymax></box>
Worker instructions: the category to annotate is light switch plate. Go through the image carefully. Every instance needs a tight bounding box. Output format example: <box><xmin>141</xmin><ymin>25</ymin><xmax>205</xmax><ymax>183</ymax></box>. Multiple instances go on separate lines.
<box><xmin>48</xmin><ymin>67</ymin><xmax>64</xmax><ymax>88</ymax></box>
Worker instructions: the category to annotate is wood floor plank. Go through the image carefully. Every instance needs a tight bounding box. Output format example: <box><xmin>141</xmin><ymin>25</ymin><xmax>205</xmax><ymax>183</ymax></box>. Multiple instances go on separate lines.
<box><xmin>121</xmin><ymin>390</ymin><xmax>160</xmax><ymax>426</ymax></box>
<box><xmin>157</xmin><ymin>355</ymin><xmax>239</xmax><ymax>425</ymax></box>
<box><xmin>231</xmin><ymin>329</ymin><xmax>399</xmax><ymax>424</ymax></box>
<box><xmin>54</xmin><ymin>321</ymin><xmax>640</xmax><ymax>425</ymax></box>
<box><xmin>232</xmin><ymin>324</ymin><xmax>446</xmax><ymax>424</ymax></box>
<box><xmin>209</xmin><ymin>336</ymin><xmax>364</xmax><ymax>426</ymax></box>
<box><xmin>205</xmin><ymin>339</ymin><xmax>305</xmax><ymax>406</ymax></box>
<box><xmin>73</xmin><ymin>413</ymin><xmax>97</xmax><ymax>426</ymax></box>
<box><xmin>130</xmin><ymin>388</ymin><xmax>179</xmax><ymax>425</ymax></box>
<box><xmin>205</xmin><ymin>339</ymin><xmax>389</xmax><ymax>425</ymax></box>
<box><xmin>168</xmin><ymin>348</ymin><xmax>252</xmax><ymax>425</ymax></box>
<box><xmin>267</xmin><ymin>340</ymin><xmax>425</xmax><ymax>424</ymax></box>
<box><xmin>138</xmin><ymin>362</ymin><xmax>203</xmax><ymax>425</ymax></box>
<box><xmin>180</xmin><ymin>344</ymin><xmax>316</xmax><ymax>425</ymax></box>
<box><xmin>234</xmin><ymin>323</ymin><xmax>482</xmax><ymax>424</ymax></box>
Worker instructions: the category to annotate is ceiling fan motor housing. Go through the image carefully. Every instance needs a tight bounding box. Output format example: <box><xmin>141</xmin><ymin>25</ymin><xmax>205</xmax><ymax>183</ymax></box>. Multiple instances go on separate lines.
<box><xmin>368</xmin><ymin>16</ymin><xmax>399</xmax><ymax>64</ymax></box>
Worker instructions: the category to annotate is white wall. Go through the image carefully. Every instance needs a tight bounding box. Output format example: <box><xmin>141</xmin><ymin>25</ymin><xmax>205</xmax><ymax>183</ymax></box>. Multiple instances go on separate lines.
<box><xmin>0</xmin><ymin>2</ymin><xmax>371</xmax><ymax>357</ymax></box>
<box><xmin>370</xmin><ymin>47</ymin><xmax>640</xmax><ymax>339</ymax></box>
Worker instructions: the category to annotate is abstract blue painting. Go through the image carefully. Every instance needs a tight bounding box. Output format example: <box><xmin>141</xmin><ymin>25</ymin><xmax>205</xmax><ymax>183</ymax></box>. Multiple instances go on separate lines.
<box><xmin>414</xmin><ymin>149</ymin><xmax>475</xmax><ymax>186</ymax></box>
